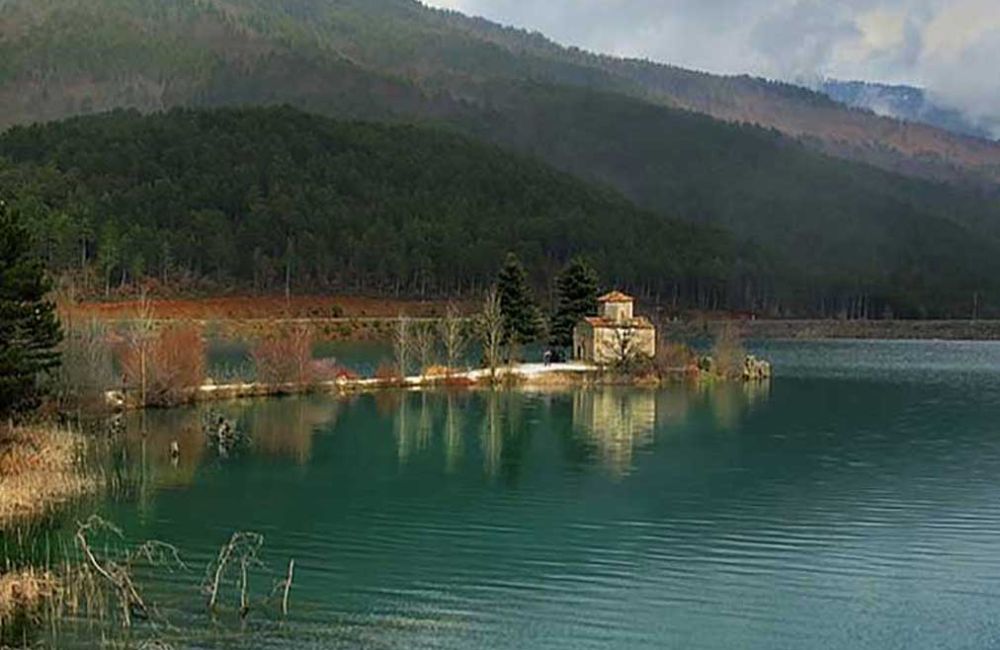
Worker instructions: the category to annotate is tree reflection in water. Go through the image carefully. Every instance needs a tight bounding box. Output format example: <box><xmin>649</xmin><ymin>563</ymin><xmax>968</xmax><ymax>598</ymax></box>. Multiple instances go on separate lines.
<box><xmin>243</xmin><ymin>398</ymin><xmax>339</xmax><ymax>463</ymax></box>
<box><xmin>114</xmin><ymin>397</ymin><xmax>339</xmax><ymax>500</ymax></box>
<box><xmin>444</xmin><ymin>393</ymin><xmax>466</xmax><ymax>474</ymax></box>
<box><xmin>114</xmin><ymin>383</ymin><xmax>771</xmax><ymax>497</ymax></box>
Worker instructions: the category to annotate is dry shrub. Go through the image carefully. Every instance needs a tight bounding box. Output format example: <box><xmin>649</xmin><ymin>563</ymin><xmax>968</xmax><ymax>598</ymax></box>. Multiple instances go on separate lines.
<box><xmin>712</xmin><ymin>323</ymin><xmax>747</xmax><ymax>379</ymax></box>
<box><xmin>424</xmin><ymin>365</ymin><xmax>452</xmax><ymax>378</ymax></box>
<box><xmin>153</xmin><ymin>326</ymin><xmax>206</xmax><ymax>401</ymax></box>
<box><xmin>442</xmin><ymin>375</ymin><xmax>475</xmax><ymax>388</ymax></box>
<box><xmin>120</xmin><ymin>324</ymin><xmax>207</xmax><ymax>406</ymax></box>
<box><xmin>0</xmin><ymin>426</ymin><xmax>96</xmax><ymax>527</ymax></box>
<box><xmin>309</xmin><ymin>358</ymin><xmax>358</xmax><ymax>382</ymax></box>
<box><xmin>333</xmin><ymin>366</ymin><xmax>359</xmax><ymax>381</ymax></box>
<box><xmin>375</xmin><ymin>361</ymin><xmax>402</xmax><ymax>383</ymax></box>
<box><xmin>251</xmin><ymin>326</ymin><xmax>314</xmax><ymax>386</ymax></box>
<box><xmin>54</xmin><ymin>318</ymin><xmax>116</xmax><ymax>412</ymax></box>
<box><xmin>656</xmin><ymin>340</ymin><xmax>698</xmax><ymax>373</ymax></box>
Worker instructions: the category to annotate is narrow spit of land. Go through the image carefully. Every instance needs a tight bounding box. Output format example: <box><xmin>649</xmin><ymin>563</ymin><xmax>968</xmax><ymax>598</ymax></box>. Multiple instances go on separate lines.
<box><xmin>105</xmin><ymin>362</ymin><xmax>611</xmax><ymax>409</ymax></box>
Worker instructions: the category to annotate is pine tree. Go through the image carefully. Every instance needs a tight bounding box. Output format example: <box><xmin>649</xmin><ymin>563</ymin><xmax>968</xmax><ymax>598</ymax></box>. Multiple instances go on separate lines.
<box><xmin>0</xmin><ymin>201</ymin><xmax>62</xmax><ymax>419</ymax></box>
<box><xmin>496</xmin><ymin>252</ymin><xmax>540</xmax><ymax>350</ymax></box>
<box><xmin>549</xmin><ymin>257</ymin><xmax>600</xmax><ymax>349</ymax></box>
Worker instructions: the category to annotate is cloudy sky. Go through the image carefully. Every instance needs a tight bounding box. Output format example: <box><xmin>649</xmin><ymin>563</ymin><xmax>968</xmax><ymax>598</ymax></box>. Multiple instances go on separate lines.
<box><xmin>424</xmin><ymin>0</ymin><xmax>1000</xmax><ymax>131</ymax></box>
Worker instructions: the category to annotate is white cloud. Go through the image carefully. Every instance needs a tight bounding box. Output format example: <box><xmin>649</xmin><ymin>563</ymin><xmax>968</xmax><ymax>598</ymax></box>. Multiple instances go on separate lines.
<box><xmin>423</xmin><ymin>0</ymin><xmax>1000</xmax><ymax>134</ymax></box>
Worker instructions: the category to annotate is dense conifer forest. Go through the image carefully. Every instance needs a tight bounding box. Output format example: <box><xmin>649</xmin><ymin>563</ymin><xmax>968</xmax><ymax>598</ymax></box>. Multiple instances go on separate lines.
<box><xmin>0</xmin><ymin>107</ymin><xmax>735</xmax><ymax>303</ymax></box>
<box><xmin>3</xmin><ymin>106</ymin><xmax>1000</xmax><ymax>318</ymax></box>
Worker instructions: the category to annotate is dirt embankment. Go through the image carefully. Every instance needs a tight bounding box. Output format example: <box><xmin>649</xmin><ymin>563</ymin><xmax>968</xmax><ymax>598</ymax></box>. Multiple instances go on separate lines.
<box><xmin>66</xmin><ymin>295</ymin><xmax>462</xmax><ymax>322</ymax></box>
<box><xmin>67</xmin><ymin>297</ymin><xmax>1000</xmax><ymax>342</ymax></box>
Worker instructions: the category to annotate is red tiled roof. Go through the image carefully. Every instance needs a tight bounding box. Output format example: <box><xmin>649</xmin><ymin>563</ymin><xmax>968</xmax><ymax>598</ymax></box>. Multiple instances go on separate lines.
<box><xmin>597</xmin><ymin>290</ymin><xmax>634</xmax><ymax>303</ymax></box>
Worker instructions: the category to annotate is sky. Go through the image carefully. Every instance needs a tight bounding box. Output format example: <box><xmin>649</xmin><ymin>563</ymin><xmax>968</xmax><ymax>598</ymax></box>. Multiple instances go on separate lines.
<box><xmin>424</xmin><ymin>0</ymin><xmax>1000</xmax><ymax>133</ymax></box>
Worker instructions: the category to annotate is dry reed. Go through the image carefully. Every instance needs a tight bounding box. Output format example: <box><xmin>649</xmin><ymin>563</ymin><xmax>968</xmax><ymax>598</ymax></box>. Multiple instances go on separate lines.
<box><xmin>0</xmin><ymin>569</ymin><xmax>59</xmax><ymax>620</ymax></box>
<box><xmin>0</xmin><ymin>426</ymin><xmax>96</xmax><ymax>528</ymax></box>
<box><xmin>712</xmin><ymin>324</ymin><xmax>747</xmax><ymax>379</ymax></box>
<box><xmin>250</xmin><ymin>326</ymin><xmax>314</xmax><ymax>386</ymax></box>
<box><xmin>120</xmin><ymin>323</ymin><xmax>207</xmax><ymax>406</ymax></box>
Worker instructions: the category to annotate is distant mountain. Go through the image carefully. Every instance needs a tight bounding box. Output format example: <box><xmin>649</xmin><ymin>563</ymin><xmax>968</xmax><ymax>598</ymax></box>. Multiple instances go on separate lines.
<box><xmin>819</xmin><ymin>80</ymin><xmax>995</xmax><ymax>142</ymax></box>
<box><xmin>2</xmin><ymin>0</ymin><xmax>1000</xmax><ymax>315</ymax></box>
<box><xmin>2</xmin><ymin>0</ymin><xmax>1000</xmax><ymax>188</ymax></box>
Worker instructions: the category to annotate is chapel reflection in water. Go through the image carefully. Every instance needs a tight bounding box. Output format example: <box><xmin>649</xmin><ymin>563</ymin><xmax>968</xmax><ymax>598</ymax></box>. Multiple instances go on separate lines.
<box><xmin>571</xmin><ymin>381</ymin><xmax>771</xmax><ymax>476</ymax></box>
<box><xmin>572</xmin><ymin>389</ymin><xmax>657</xmax><ymax>478</ymax></box>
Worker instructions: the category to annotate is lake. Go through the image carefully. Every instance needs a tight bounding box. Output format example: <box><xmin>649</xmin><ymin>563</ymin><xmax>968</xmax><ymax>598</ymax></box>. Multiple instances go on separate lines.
<box><xmin>16</xmin><ymin>339</ymin><xmax>1000</xmax><ymax>648</ymax></box>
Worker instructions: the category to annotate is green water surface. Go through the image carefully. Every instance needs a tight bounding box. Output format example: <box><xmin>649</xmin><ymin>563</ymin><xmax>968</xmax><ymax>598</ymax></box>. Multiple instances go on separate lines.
<box><xmin>13</xmin><ymin>340</ymin><xmax>1000</xmax><ymax>649</ymax></box>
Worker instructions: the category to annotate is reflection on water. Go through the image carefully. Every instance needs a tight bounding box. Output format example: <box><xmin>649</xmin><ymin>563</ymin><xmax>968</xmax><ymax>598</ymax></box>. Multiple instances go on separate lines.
<box><xmin>115</xmin><ymin>397</ymin><xmax>341</xmax><ymax>497</ymax></box>
<box><xmin>116</xmin><ymin>385</ymin><xmax>772</xmax><ymax>487</ymax></box>
<box><xmin>26</xmin><ymin>341</ymin><xmax>1000</xmax><ymax>650</ymax></box>
<box><xmin>573</xmin><ymin>389</ymin><xmax>656</xmax><ymax>478</ymax></box>
<box><xmin>245</xmin><ymin>398</ymin><xmax>339</xmax><ymax>463</ymax></box>
<box><xmin>387</xmin><ymin>384</ymin><xmax>771</xmax><ymax>480</ymax></box>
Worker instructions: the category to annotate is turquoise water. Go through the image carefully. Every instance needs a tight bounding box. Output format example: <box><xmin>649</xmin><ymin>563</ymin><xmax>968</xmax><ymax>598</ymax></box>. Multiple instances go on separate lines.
<box><xmin>21</xmin><ymin>340</ymin><xmax>1000</xmax><ymax>648</ymax></box>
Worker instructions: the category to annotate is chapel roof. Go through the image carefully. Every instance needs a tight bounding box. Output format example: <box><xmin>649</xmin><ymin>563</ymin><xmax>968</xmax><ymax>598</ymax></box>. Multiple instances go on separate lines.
<box><xmin>597</xmin><ymin>290</ymin><xmax>634</xmax><ymax>304</ymax></box>
<box><xmin>583</xmin><ymin>316</ymin><xmax>655</xmax><ymax>330</ymax></box>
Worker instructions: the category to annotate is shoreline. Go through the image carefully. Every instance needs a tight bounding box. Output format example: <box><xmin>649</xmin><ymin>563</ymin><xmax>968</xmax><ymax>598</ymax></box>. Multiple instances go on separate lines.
<box><xmin>105</xmin><ymin>361</ymin><xmax>767</xmax><ymax>410</ymax></box>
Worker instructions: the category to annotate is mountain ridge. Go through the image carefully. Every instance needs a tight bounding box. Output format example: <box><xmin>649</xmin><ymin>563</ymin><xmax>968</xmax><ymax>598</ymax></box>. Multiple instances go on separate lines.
<box><xmin>2</xmin><ymin>0</ymin><xmax>1000</xmax><ymax>316</ymax></box>
<box><xmin>3</xmin><ymin>0</ymin><xmax>1000</xmax><ymax>189</ymax></box>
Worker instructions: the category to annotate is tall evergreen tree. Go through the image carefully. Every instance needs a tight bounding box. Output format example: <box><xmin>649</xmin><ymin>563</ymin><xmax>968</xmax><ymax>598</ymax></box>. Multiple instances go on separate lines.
<box><xmin>496</xmin><ymin>252</ymin><xmax>541</xmax><ymax>348</ymax></box>
<box><xmin>550</xmin><ymin>257</ymin><xmax>600</xmax><ymax>349</ymax></box>
<box><xmin>0</xmin><ymin>201</ymin><xmax>62</xmax><ymax>419</ymax></box>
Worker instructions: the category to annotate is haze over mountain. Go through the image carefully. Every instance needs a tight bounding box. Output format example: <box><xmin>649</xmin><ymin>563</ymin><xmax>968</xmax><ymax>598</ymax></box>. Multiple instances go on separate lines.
<box><xmin>428</xmin><ymin>0</ymin><xmax>1000</xmax><ymax>141</ymax></box>
<box><xmin>2</xmin><ymin>0</ymin><xmax>1000</xmax><ymax>316</ymax></box>
<box><xmin>818</xmin><ymin>80</ymin><xmax>995</xmax><ymax>141</ymax></box>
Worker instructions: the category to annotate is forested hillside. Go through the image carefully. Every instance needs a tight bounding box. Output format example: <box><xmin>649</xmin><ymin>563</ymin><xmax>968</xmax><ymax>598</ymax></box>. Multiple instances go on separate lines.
<box><xmin>4</xmin><ymin>107</ymin><xmax>1000</xmax><ymax>318</ymax></box>
<box><xmin>2</xmin><ymin>0</ymin><xmax>999</xmax><ymax>186</ymax></box>
<box><xmin>2</xmin><ymin>0</ymin><xmax>1000</xmax><ymax>316</ymax></box>
<box><xmin>0</xmin><ymin>107</ymin><xmax>735</xmax><ymax>302</ymax></box>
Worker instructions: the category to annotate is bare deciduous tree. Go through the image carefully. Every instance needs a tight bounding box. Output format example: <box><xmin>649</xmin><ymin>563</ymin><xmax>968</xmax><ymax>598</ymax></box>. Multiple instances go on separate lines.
<box><xmin>123</xmin><ymin>291</ymin><xmax>156</xmax><ymax>406</ymax></box>
<box><xmin>413</xmin><ymin>323</ymin><xmax>436</xmax><ymax>377</ymax></box>
<box><xmin>601</xmin><ymin>325</ymin><xmax>640</xmax><ymax>373</ymax></box>
<box><xmin>477</xmin><ymin>288</ymin><xmax>504</xmax><ymax>383</ymax></box>
<box><xmin>56</xmin><ymin>317</ymin><xmax>115</xmax><ymax>411</ymax></box>
<box><xmin>438</xmin><ymin>303</ymin><xmax>467</xmax><ymax>374</ymax></box>
<box><xmin>251</xmin><ymin>325</ymin><xmax>313</xmax><ymax>386</ymax></box>
<box><xmin>393</xmin><ymin>314</ymin><xmax>412</xmax><ymax>378</ymax></box>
